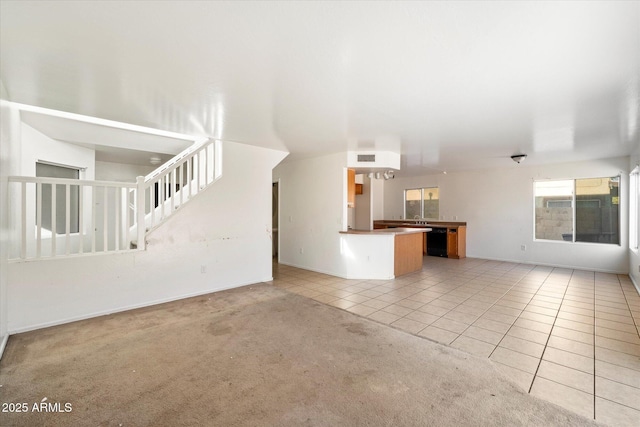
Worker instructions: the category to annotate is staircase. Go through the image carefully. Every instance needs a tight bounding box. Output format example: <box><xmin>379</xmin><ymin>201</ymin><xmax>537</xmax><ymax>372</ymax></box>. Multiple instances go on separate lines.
<box><xmin>7</xmin><ymin>138</ymin><xmax>221</xmax><ymax>261</ymax></box>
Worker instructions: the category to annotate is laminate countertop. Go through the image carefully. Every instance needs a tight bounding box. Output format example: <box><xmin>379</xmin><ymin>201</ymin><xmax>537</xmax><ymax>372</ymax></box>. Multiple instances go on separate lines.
<box><xmin>339</xmin><ymin>228</ymin><xmax>431</xmax><ymax>235</ymax></box>
<box><xmin>373</xmin><ymin>221</ymin><xmax>466</xmax><ymax>228</ymax></box>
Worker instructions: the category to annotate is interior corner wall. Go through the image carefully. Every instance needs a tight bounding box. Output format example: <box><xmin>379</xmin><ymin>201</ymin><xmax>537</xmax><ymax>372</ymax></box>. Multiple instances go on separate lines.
<box><xmin>6</xmin><ymin>141</ymin><xmax>288</xmax><ymax>333</ymax></box>
<box><xmin>384</xmin><ymin>156</ymin><xmax>630</xmax><ymax>273</ymax></box>
<box><xmin>273</xmin><ymin>152</ymin><xmax>348</xmax><ymax>277</ymax></box>
<box><xmin>630</xmin><ymin>149</ymin><xmax>640</xmax><ymax>289</ymax></box>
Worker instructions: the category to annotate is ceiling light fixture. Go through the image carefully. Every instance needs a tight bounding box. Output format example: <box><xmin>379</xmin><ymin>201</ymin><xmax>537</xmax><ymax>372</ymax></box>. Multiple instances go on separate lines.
<box><xmin>365</xmin><ymin>170</ymin><xmax>396</xmax><ymax>180</ymax></box>
<box><xmin>511</xmin><ymin>154</ymin><xmax>527</xmax><ymax>164</ymax></box>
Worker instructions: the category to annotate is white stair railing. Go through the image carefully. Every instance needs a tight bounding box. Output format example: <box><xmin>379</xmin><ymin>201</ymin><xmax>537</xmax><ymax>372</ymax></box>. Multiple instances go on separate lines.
<box><xmin>7</xmin><ymin>177</ymin><xmax>140</xmax><ymax>260</ymax></box>
<box><xmin>7</xmin><ymin>139</ymin><xmax>221</xmax><ymax>261</ymax></box>
<box><xmin>128</xmin><ymin>138</ymin><xmax>220</xmax><ymax>242</ymax></box>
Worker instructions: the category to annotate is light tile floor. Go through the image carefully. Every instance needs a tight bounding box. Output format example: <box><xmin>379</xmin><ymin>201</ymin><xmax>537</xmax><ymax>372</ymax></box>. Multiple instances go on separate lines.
<box><xmin>270</xmin><ymin>257</ymin><xmax>640</xmax><ymax>426</ymax></box>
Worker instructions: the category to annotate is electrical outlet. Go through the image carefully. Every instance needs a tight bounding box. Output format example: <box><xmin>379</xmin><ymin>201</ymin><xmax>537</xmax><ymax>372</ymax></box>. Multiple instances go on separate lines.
<box><xmin>521</xmin><ymin>245</ymin><xmax>526</xmax><ymax>251</ymax></box>
<box><xmin>200</xmin><ymin>265</ymin><xmax>206</xmax><ymax>274</ymax></box>
<box><xmin>299</xmin><ymin>248</ymin><xmax>304</xmax><ymax>254</ymax></box>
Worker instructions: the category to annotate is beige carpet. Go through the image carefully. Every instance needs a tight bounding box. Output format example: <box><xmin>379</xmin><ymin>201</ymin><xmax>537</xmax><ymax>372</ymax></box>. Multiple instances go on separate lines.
<box><xmin>0</xmin><ymin>284</ymin><xmax>600</xmax><ymax>426</ymax></box>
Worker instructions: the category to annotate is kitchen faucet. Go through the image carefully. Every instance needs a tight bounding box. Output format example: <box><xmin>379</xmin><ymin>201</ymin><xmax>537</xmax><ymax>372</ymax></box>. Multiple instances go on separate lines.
<box><xmin>414</xmin><ymin>215</ymin><xmax>427</xmax><ymax>225</ymax></box>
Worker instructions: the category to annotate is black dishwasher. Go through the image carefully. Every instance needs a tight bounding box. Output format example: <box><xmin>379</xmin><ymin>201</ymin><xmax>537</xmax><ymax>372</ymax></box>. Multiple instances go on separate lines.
<box><xmin>427</xmin><ymin>228</ymin><xmax>447</xmax><ymax>257</ymax></box>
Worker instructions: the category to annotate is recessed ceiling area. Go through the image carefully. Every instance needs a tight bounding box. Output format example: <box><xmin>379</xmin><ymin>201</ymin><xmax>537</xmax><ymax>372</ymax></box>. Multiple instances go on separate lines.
<box><xmin>19</xmin><ymin>108</ymin><xmax>195</xmax><ymax>166</ymax></box>
<box><xmin>1</xmin><ymin>1</ymin><xmax>638</xmax><ymax>175</ymax></box>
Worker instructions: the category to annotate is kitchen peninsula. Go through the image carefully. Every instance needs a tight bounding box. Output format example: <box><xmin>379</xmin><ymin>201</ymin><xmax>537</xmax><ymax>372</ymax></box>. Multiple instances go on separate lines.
<box><xmin>338</xmin><ymin>228</ymin><xmax>430</xmax><ymax>279</ymax></box>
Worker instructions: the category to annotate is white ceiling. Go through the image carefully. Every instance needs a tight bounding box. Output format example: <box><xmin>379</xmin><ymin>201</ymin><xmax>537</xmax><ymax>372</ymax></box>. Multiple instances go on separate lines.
<box><xmin>1</xmin><ymin>1</ymin><xmax>639</xmax><ymax>175</ymax></box>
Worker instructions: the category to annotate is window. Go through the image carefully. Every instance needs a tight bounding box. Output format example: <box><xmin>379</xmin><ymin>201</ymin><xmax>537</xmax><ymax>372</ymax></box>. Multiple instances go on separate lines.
<box><xmin>36</xmin><ymin>162</ymin><xmax>80</xmax><ymax>234</ymax></box>
<box><xmin>534</xmin><ymin>177</ymin><xmax>619</xmax><ymax>244</ymax></box>
<box><xmin>630</xmin><ymin>166</ymin><xmax>639</xmax><ymax>251</ymax></box>
<box><xmin>404</xmin><ymin>187</ymin><xmax>439</xmax><ymax>219</ymax></box>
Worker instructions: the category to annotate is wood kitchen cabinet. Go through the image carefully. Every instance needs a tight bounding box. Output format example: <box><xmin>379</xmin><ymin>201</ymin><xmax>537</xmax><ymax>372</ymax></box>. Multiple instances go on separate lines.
<box><xmin>446</xmin><ymin>226</ymin><xmax>466</xmax><ymax>259</ymax></box>
<box><xmin>347</xmin><ymin>168</ymin><xmax>355</xmax><ymax>207</ymax></box>
<box><xmin>372</xmin><ymin>221</ymin><xmax>467</xmax><ymax>259</ymax></box>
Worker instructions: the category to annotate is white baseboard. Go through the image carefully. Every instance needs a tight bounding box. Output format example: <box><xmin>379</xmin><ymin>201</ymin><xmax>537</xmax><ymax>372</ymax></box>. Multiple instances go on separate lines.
<box><xmin>631</xmin><ymin>274</ymin><xmax>640</xmax><ymax>295</ymax></box>
<box><xmin>466</xmin><ymin>254</ymin><xmax>628</xmax><ymax>275</ymax></box>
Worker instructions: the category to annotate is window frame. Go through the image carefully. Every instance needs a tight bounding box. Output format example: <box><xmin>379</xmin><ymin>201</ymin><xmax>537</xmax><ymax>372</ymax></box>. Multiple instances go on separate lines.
<box><xmin>533</xmin><ymin>176</ymin><xmax>621</xmax><ymax>245</ymax></box>
<box><xmin>630</xmin><ymin>166</ymin><xmax>639</xmax><ymax>252</ymax></box>
<box><xmin>403</xmin><ymin>187</ymin><xmax>439</xmax><ymax>220</ymax></box>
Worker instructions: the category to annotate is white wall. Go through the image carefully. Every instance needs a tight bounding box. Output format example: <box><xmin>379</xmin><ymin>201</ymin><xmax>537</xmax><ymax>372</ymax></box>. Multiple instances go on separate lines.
<box><xmin>371</xmin><ymin>177</ymin><xmax>385</xmax><ymax>221</ymax></box>
<box><xmin>6</xmin><ymin>141</ymin><xmax>287</xmax><ymax>332</ymax></box>
<box><xmin>384</xmin><ymin>157</ymin><xmax>630</xmax><ymax>273</ymax></box>
<box><xmin>354</xmin><ymin>175</ymin><xmax>372</xmax><ymax>230</ymax></box>
<box><xmin>95</xmin><ymin>160</ymin><xmax>155</xmax><ymax>182</ymax></box>
<box><xmin>631</xmin><ymin>149</ymin><xmax>640</xmax><ymax>288</ymax></box>
<box><xmin>339</xmin><ymin>233</ymin><xmax>395</xmax><ymax>279</ymax></box>
<box><xmin>273</xmin><ymin>152</ymin><xmax>348</xmax><ymax>276</ymax></box>
<box><xmin>21</xmin><ymin>123</ymin><xmax>95</xmax><ymax>179</ymax></box>
<box><xmin>0</xmin><ymin>94</ymin><xmax>7</xmax><ymax>355</ymax></box>
<box><xmin>0</xmin><ymin>82</ymin><xmax>21</xmax><ymax>355</ymax></box>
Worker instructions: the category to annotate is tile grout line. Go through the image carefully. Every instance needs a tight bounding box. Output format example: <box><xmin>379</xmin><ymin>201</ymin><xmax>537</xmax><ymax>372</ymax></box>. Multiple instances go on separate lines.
<box><xmin>365</xmin><ymin>265</ymin><xmax>536</xmax><ymax>346</ymax></box>
<box><xmin>417</xmin><ymin>264</ymin><xmax>541</xmax><ymax>340</ymax></box>
<box><xmin>486</xmin><ymin>270</ymin><xmax>556</xmax><ymax>360</ymax></box>
<box><xmin>614</xmin><ymin>274</ymin><xmax>640</xmax><ymax>338</ymax></box>
<box><xmin>361</xmin><ymin>272</ymin><xmax>488</xmax><ymax>330</ymax></box>
<box><xmin>392</xmin><ymin>265</ymin><xmax>542</xmax><ymax>339</ymax></box>
<box><xmin>302</xmin><ymin>263</ymin><xmax>538</xmax><ymax>342</ymax></box>
<box><xmin>461</xmin><ymin>276</ymin><xmax>545</xmax><ymax>353</ymax></box>
<box><xmin>525</xmin><ymin>269</ymin><xmax>576</xmax><ymax>396</ymax></box>
<box><xmin>368</xmin><ymin>264</ymin><xmax>535</xmax><ymax>334</ymax></box>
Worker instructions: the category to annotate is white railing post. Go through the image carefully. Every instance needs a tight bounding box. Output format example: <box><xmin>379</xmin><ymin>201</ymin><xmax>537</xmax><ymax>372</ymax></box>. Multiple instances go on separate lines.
<box><xmin>65</xmin><ymin>184</ymin><xmax>71</xmax><ymax>255</ymax></box>
<box><xmin>36</xmin><ymin>182</ymin><xmax>42</xmax><ymax>258</ymax></box>
<box><xmin>20</xmin><ymin>181</ymin><xmax>27</xmax><ymax>260</ymax></box>
<box><xmin>78</xmin><ymin>184</ymin><xmax>84</xmax><ymax>254</ymax></box>
<box><xmin>136</xmin><ymin>176</ymin><xmax>146</xmax><ymax>251</ymax></box>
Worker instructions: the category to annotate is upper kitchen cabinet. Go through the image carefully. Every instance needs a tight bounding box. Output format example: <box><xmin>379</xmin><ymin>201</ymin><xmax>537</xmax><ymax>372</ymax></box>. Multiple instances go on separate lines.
<box><xmin>347</xmin><ymin>168</ymin><xmax>355</xmax><ymax>208</ymax></box>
